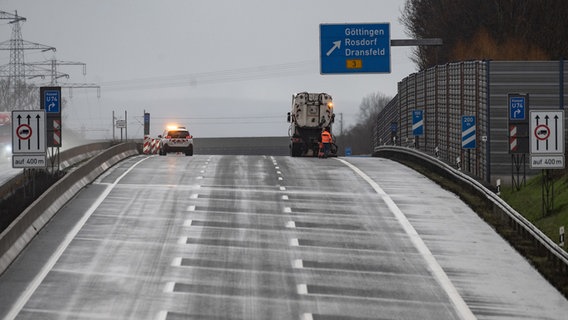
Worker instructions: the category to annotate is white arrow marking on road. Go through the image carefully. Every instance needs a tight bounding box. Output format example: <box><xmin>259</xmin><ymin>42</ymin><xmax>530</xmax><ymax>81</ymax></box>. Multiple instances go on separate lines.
<box><xmin>326</xmin><ymin>40</ymin><xmax>341</xmax><ymax>56</ymax></box>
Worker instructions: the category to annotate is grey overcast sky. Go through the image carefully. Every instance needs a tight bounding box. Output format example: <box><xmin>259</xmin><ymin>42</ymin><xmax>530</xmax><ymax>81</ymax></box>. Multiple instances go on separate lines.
<box><xmin>0</xmin><ymin>0</ymin><xmax>416</xmax><ymax>138</ymax></box>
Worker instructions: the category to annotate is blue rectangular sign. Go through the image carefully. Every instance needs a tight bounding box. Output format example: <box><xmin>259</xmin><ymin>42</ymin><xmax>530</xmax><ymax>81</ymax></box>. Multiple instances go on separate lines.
<box><xmin>44</xmin><ymin>90</ymin><xmax>60</xmax><ymax>113</ymax></box>
<box><xmin>461</xmin><ymin>116</ymin><xmax>476</xmax><ymax>149</ymax></box>
<box><xmin>320</xmin><ymin>23</ymin><xmax>390</xmax><ymax>74</ymax></box>
<box><xmin>412</xmin><ymin>109</ymin><xmax>424</xmax><ymax>136</ymax></box>
<box><xmin>509</xmin><ymin>96</ymin><xmax>525</xmax><ymax>121</ymax></box>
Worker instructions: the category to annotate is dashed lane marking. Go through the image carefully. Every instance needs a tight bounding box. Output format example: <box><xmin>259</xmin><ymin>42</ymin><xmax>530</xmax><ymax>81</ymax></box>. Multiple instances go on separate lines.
<box><xmin>297</xmin><ymin>284</ymin><xmax>308</xmax><ymax>295</ymax></box>
<box><xmin>171</xmin><ymin>257</ymin><xmax>182</xmax><ymax>267</ymax></box>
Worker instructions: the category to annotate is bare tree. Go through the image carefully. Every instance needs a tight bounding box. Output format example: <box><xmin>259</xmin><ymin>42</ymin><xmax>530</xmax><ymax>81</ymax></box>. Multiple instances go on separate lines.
<box><xmin>401</xmin><ymin>0</ymin><xmax>568</xmax><ymax>69</ymax></box>
<box><xmin>0</xmin><ymin>80</ymin><xmax>39</xmax><ymax>111</ymax></box>
<box><xmin>339</xmin><ymin>92</ymin><xmax>391</xmax><ymax>155</ymax></box>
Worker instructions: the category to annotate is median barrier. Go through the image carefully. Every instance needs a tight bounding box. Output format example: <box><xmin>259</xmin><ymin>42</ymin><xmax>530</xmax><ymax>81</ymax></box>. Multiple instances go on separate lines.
<box><xmin>0</xmin><ymin>142</ymin><xmax>139</xmax><ymax>275</ymax></box>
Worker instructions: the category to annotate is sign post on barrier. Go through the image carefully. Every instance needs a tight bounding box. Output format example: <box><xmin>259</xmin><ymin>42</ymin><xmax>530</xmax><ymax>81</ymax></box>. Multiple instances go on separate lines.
<box><xmin>560</xmin><ymin>226</ymin><xmax>565</xmax><ymax>247</ymax></box>
<box><xmin>412</xmin><ymin>109</ymin><xmax>423</xmax><ymax>149</ymax></box>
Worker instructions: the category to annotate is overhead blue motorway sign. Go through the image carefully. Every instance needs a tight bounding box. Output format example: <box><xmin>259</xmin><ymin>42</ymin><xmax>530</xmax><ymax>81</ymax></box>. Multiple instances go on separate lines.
<box><xmin>461</xmin><ymin>115</ymin><xmax>476</xmax><ymax>149</ymax></box>
<box><xmin>320</xmin><ymin>23</ymin><xmax>390</xmax><ymax>74</ymax></box>
<box><xmin>412</xmin><ymin>109</ymin><xmax>424</xmax><ymax>136</ymax></box>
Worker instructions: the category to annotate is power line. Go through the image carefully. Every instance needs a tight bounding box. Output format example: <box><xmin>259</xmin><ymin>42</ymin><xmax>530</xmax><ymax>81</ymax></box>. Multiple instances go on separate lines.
<box><xmin>150</xmin><ymin>115</ymin><xmax>281</xmax><ymax>120</ymax></box>
<box><xmin>99</xmin><ymin>60</ymin><xmax>317</xmax><ymax>91</ymax></box>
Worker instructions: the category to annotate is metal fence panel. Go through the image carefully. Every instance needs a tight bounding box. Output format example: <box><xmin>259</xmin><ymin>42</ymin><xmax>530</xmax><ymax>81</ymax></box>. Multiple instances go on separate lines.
<box><xmin>375</xmin><ymin>60</ymin><xmax>568</xmax><ymax>184</ymax></box>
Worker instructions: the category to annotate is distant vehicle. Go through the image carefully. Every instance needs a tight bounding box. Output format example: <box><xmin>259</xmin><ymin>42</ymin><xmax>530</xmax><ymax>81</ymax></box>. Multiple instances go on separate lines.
<box><xmin>0</xmin><ymin>112</ymin><xmax>11</xmax><ymax>160</ymax></box>
<box><xmin>158</xmin><ymin>126</ymin><xmax>194</xmax><ymax>156</ymax></box>
<box><xmin>287</xmin><ymin>92</ymin><xmax>337</xmax><ymax>157</ymax></box>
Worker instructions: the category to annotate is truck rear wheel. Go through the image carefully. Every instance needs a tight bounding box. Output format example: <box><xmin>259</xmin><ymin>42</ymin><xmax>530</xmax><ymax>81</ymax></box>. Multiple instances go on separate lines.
<box><xmin>290</xmin><ymin>143</ymin><xmax>302</xmax><ymax>157</ymax></box>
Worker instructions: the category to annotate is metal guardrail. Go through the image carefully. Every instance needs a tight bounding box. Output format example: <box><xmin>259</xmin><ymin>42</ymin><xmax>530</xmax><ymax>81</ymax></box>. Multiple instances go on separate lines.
<box><xmin>374</xmin><ymin>145</ymin><xmax>568</xmax><ymax>272</ymax></box>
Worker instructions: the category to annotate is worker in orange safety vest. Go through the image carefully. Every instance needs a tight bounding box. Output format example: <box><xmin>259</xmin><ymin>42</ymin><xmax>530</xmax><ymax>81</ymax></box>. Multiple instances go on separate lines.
<box><xmin>321</xmin><ymin>127</ymin><xmax>332</xmax><ymax>158</ymax></box>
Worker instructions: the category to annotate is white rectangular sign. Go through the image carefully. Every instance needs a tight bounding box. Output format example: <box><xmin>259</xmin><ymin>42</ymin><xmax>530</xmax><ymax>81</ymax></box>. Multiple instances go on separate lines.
<box><xmin>12</xmin><ymin>110</ymin><xmax>46</xmax><ymax>154</ymax></box>
<box><xmin>12</xmin><ymin>154</ymin><xmax>47</xmax><ymax>168</ymax></box>
<box><xmin>530</xmin><ymin>110</ymin><xmax>564</xmax><ymax>154</ymax></box>
<box><xmin>530</xmin><ymin>155</ymin><xmax>565</xmax><ymax>169</ymax></box>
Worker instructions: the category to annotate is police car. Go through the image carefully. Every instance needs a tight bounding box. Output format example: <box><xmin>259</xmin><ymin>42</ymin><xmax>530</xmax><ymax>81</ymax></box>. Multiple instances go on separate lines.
<box><xmin>158</xmin><ymin>126</ymin><xmax>194</xmax><ymax>156</ymax></box>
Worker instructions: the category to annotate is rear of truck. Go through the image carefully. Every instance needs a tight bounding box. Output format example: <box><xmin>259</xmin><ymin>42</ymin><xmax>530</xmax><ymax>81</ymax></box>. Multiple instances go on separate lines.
<box><xmin>287</xmin><ymin>92</ymin><xmax>336</xmax><ymax>157</ymax></box>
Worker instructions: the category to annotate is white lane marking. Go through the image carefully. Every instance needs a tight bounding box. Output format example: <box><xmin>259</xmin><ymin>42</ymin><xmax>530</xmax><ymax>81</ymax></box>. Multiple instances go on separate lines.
<box><xmin>164</xmin><ymin>281</ymin><xmax>176</xmax><ymax>293</ymax></box>
<box><xmin>275</xmin><ymin>166</ymin><xmax>280</xmax><ymax>170</ymax></box>
<box><xmin>277</xmin><ymin>171</ymin><xmax>282</xmax><ymax>175</ymax></box>
<box><xmin>297</xmin><ymin>284</ymin><xmax>308</xmax><ymax>295</ymax></box>
<box><xmin>293</xmin><ymin>259</ymin><xmax>303</xmax><ymax>269</ymax></box>
<box><xmin>337</xmin><ymin>158</ymin><xmax>476</xmax><ymax>320</ymax></box>
<box><xmin>190</xmin><ymin>193</ymin><xmax>199</xmax><ymax>199</ymax></box>
<box><xmin>187</xmin><ymin>205</ymin><xmax>196</xmax><ymax>211</ymax></box>
<box><xmin>6</xmin><ymin>157</ymin><xmax>151</xmax><ymax>320</ymax></box>
<box><xmin>155</xmin><ymin>310</ymin><xmax>168</xmax><ymax>320</ymax></box>
<box><xmin>284</xmin><ymin>207</ymin><xmax>292</xmax><ymax>213</ymax></box>
<box><xmin>278</xmin><ymin>177</ymin><xmax>283</xmax><ymax>181</ymax></box>
<box><xmin>183</xmin><ymin>220</ymin><xmax>193</xmax><ymax>227</ymax></box>
<box><xmin>282</xmin><ymin>195</ymin><xmax>289</xmax><ymax>200</ymax></box>
<box><xmin>289</xmin><ymin>238</ymin><xmax>299</xmax><ymax>246</ymax></box>
<box><xmin>280</xmin><ymin>186</ymin><xmax>286</xmax><ymax>191</ymax></box>
<box><xmin>171</xmin><ymin>257</ymin><xmax>182</xmax><ymax>267</ymax></box>
<box><xmin>197</xmin><ymin>176</ymin><xmax>203</xmax><ymax>180</ymax></box>
<box><xmin>301</xmin><ymin>314</ymin><xmax>314</xmax><ymax>320</ymax></box>
<box><xmin>286</xmin><ymin>221</ymin><xmax>296</xmax><ymax>228</ymax></box>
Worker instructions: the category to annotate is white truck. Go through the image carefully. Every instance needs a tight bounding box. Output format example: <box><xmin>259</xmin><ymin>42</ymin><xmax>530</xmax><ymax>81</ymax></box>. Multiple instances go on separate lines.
<box><xmin>287</xmin><ymin>92</ymin><xmax>336</xmax><ymax>157</ymax></box>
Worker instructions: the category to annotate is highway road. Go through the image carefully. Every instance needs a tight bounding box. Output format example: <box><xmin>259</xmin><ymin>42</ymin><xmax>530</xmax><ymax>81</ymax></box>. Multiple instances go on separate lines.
<box><xmin>1</xmin><ymin>154</ymin><xmax>567</xmax><ymax>319</ymax></box>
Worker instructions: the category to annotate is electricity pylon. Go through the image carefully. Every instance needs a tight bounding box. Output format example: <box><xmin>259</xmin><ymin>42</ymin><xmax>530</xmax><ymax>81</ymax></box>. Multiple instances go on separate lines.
<box><xmin>0</xmin><ymin>10</ymin><xmax>56</xmax><ymax>109</ymax></box>
<box><xmin>0</xmin><ymin>10</ymin><xmax>100</xmax><ymax>110</ymax></box>
<box><xmin>0</xmin><ymin>11</ymin><xmax>56</xmax><ymax>81</ymax></box>
<box><xmin>27</xmin><ymin>59</ymin><xmax>100</xmax><ymax>97</ymax></box>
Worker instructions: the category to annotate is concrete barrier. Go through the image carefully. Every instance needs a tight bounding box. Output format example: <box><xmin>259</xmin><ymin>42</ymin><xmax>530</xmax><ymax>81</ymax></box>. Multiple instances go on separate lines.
<box><xmin>0</xmin><ymin>142</ymin><xmax>139</xmax><ymax>274</ymax></box>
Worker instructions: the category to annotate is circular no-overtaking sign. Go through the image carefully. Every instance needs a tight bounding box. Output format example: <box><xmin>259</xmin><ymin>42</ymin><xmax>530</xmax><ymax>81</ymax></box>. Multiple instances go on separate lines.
<box><xmin>534</xmin><ymin>124</ymin><xmax>550</xmax><ymax>141</ymax></box>
<box><xmin>16</xmin><ymin>124</ymin><xmax>32</xmax><ymax>140</ymax></box>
